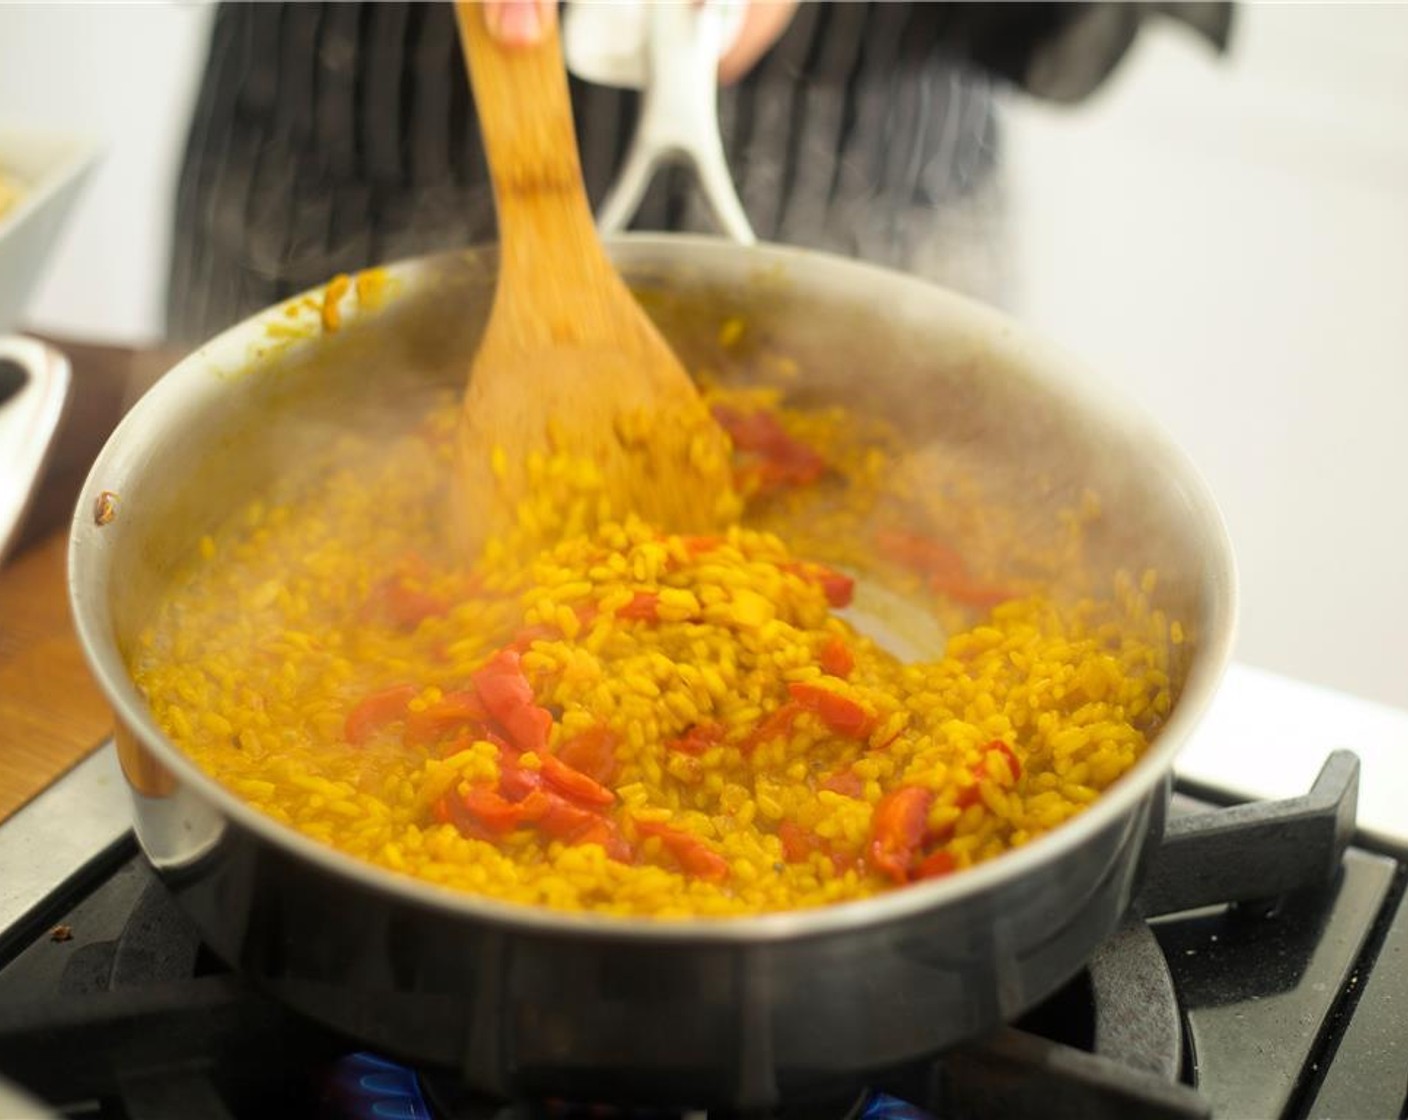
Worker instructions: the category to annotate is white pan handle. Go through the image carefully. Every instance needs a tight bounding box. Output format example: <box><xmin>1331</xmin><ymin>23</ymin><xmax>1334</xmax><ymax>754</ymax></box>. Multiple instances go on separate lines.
<box><xmin>593</xmin><ymin>1</ymin><xmax>756</xmax><ymax>245</ymax></box>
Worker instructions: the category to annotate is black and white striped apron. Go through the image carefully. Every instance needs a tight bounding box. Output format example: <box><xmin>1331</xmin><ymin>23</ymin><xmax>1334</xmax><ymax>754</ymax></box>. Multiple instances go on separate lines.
<box><xmin>164</xmin><ymin>2</ymin><xmax>1230</xmax><ymax>344</ymax></box>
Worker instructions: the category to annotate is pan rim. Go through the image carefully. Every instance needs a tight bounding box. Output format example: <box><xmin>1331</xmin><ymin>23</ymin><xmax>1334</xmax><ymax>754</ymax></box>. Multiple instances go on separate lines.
<box><xmin>68</xmin><ymin>233</ymin><xmax>1238</xmax><ymax>944</ymax></box>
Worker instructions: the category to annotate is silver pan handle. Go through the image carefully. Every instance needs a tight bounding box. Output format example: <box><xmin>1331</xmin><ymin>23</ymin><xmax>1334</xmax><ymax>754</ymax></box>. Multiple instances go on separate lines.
<box><xmin>0</xmin><ymin>335</ymin><xmax>71</xmax><ymax>566</ymax></box>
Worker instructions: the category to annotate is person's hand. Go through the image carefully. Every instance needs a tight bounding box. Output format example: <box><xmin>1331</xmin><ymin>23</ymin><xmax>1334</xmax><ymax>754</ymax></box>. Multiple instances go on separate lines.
<box><xmin>482</xmin><ymin>0</ymin><xmax>799</xmax><ymax>85</ymax></box>
<box><xmin>482</xmin><ymin>0</ymin><xmax>557</xmax><ymax>47</ymax></box>
<box><xmin>717</xmin><ymin>1</ymin><xmax>799</xmax><ymax>85</ymax></box>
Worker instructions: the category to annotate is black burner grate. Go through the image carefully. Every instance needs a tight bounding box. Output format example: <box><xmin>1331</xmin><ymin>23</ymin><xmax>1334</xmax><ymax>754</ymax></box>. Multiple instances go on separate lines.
<box><xmin>1</xmin><ymin>752</ymin><xmax>1404</xmax><ymax>1120</ymax></box>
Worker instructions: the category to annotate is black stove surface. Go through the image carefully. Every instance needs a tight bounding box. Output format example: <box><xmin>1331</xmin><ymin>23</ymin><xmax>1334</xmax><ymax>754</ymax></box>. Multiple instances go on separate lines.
<box><xmin>0</xmin><ymin>752</ymin><xmax>1404</xmax><ymax>1120</ymax></box>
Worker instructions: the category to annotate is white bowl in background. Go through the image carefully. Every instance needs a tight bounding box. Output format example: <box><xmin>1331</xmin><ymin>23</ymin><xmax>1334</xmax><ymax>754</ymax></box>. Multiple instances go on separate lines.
<box><xmin>0</xmin><ymin>123</ymin><xmax>100</xmax><ymax>336</ymax></box>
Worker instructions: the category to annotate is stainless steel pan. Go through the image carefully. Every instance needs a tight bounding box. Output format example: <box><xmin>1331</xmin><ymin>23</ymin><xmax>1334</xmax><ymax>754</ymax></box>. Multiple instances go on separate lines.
<box><xmin>69</xmin><ymin>238</ymin><xmax>1235</xmax><ymax>1108</ymax></box>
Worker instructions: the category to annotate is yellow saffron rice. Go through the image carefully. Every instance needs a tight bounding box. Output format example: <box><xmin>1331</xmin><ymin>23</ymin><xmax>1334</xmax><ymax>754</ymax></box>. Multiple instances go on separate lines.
<box><xmin>131</xmin><ymin>384</ymin><xmax>1177</xmax><ymax>919</ymax></box>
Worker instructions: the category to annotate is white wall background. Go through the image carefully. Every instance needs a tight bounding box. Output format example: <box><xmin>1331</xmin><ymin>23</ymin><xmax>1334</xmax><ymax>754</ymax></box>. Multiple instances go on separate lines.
<box><xmin>1004</xmin><ymin>4</ymin><xmax>1408</xmax><ymax>710</ymax></box>
<box><xmin>0</xmin><ymin>1</ymin><xmax>214</xmax><ymax>344</ymax></box>
<box><xmin>2</xmin><ymin>3</ymin><xmax>1406</xmax><ymax>708</ymax></box>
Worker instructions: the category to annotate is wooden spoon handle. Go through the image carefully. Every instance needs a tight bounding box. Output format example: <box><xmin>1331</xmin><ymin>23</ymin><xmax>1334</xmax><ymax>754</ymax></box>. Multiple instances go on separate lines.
<box><xmin>455</xmin><ymin>2</ymin><xmax>611</xmax><ymax>301</ymax></box>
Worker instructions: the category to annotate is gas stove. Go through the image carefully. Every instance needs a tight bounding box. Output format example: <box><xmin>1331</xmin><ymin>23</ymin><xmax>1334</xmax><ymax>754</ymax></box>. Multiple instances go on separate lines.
<box><xmin>0</xmin><ymin>739</ymin><xmax>1403</xmax><ymax>1120</ymax></box>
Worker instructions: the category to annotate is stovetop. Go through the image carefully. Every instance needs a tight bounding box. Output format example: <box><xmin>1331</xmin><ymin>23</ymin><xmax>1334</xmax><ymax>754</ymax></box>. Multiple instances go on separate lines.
<box><xmin>0</xmin><ymin>749</ymin><xmax>1403</xmax><ymax>1120</ymax></box>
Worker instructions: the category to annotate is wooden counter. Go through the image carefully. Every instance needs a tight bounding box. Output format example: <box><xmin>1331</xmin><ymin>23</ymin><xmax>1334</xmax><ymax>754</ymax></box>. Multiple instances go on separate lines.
<box><xmin>0</xmin><ymin>339</ymin><xmax>178</xmax><ymax>820</ymax></box>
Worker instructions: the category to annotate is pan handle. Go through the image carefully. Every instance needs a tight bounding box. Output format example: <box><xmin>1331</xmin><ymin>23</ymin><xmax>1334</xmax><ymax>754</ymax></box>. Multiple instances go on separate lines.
<box><xmin>590</xmin><ymin>1</ymin><xmax>756</xmax><ymax>246</ymax></box>
<box><xmin>0</xmin><ymin>335</ymin><xmax>72</xmax><ymax>566</ymax></box>
<box><xmin>1136</xmin><ymin>750</ymin><xmax>1360</xmax><ymax>918</ymax></box>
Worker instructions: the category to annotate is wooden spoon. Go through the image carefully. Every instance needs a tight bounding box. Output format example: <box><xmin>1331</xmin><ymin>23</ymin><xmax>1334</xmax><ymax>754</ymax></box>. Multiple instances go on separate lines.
<box><xmin>453</xmin><ymin>1</ymin><xmax>737</xmax><ymax>557</ymax></box>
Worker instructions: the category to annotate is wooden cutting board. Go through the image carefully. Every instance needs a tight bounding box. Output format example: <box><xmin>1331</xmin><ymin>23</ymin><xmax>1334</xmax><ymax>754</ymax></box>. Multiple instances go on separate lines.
<box><xmin>0</xmin><ymin>529</ymin><xmax>112</xmax><ymax>820</ymax></box>
<box><xmin>0</xmin><ymin>339</ymin><xmax>178</xmax><ymax>821</ymax></box>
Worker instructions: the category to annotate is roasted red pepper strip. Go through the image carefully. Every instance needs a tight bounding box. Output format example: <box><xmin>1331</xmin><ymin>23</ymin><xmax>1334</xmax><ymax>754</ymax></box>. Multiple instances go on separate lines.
<box><xmin>820</xmin><ymin>769</ymin><xmax>865</xmax><ymax>799</ymax></box>
<box><xmin>868</xmin><ymin>787</ymin><xmax>934</xmax><ymax>883</ymax></box>
<box><xmin>498</xmin><ymin>759</ymin><xmax>542</xmax><ymax>801</ymax></box>
<box><xmin>877</xmin><ymin>530</ymin><xmax>966</xmax><ymax>582</ymax></box>
<box><xmin>521</xmin><ymin>790</ymin><xmax>632</xmax><ymax>862</ymax></box>
<box><xmin>540</xmin><ymin>753</ymin><xmax>616</xmax><ymax>807</ymax></box>
<box><xmin>778</xmin><ymin>821</ymin><xmax>815</xmax><ymax>863</ymax></box>
<box><xmin>616</xmin><ymin>592</ymin><xmax>660</xmax><ymax>622</ymax></box>
<box><xmin>915</xmin><ymin>849</ymin><xmax>957</xmax><ymax>880</ymax></box>
<box><xmin>787</xmin><ymin>682</ymin><xmax>877</xmax><ymax>740</ymax></box>
<box><xmin>929</xmin><ymin>575</ymin><xmax>1012</xmax><ymax>610</ymax></box>
<box><xmin>571</xmin><ymin>818</ymin><xmax>634</xmax><ymax>863</ymax></box>
<box><xmin>363</xmin><ymin>578</ymin><xmax>449</xmax><ymax>630</ymax></box>
<box><xmin>741</xmin><ymin>703</ymin><xmax>801</xmax><ymax>754</ymax></box>
<box><xmin>985</xmin><ymin>740</ymin><xmax>1022</xmax><ymax>783</ymax></box>
<box><xmin>682</xmin><ymin>535</ymin><xmax>723</xmax><ymax>555</ymax></box>
<box><xmin>713</xmin><ymin>406</ymin><xmax>827</xmax><ymax>490</ymax></box>
<box><xmin>876</xmin><ymin>528</ymin><xmax>1011</xmax><ymax>608</ymax></box>
<box><xmin>636</xmin><ymin>819</ymin><xmax>729</xmax><ymax>882</ymax></box>
<box><xmin>431</xmin><ymin>792</ymin><xmax>491</xmax><ymax>840</ymax></box>
<box><xmin>507</xmin><ymin>624</ymin><xmax>557</xmax><ymax>653</ymax></box>
<box><xmin>667</xmin><ymin>722</ymin><xmax>726</xmax><ymax>756</ymax></box>
<box><xmin>448</xmin><ymin>786</ymin><xmax>631</xmax><ymax>861</ymax></box>
<box><xmin>555</xmin><ymin>725</ymin><xmax>618</xmax><ymax>786</ymax></box>
<box><xmin>472</xmin><ymin>649</ymin><xmax>552</xmax><ymax>754</ymax></box>
<box><xmin>816</xmin><ymin>567</ymin><xmax>854</xmax><ymax>609</ymax></box>
<box><xmin>344</xmin><ymin>684</ymin><xmax>419</xmax><ymax>746</ymax></box>
<box><xmin>461</xmin><ymin>787</ymin><xmax>531</xmax><ymax>835</ymax></box>
<box><xmin>819</xmin><ymin>635</ymin><xmax>855</xmax><ymax>678</ymax></box>
<box><xmin>784</xmin><ymin>561</ymin><xmax>855</xmax><ymax>609</ymax></box>
<box><xmin>711</xmin><ymin>406</ymin><xmax>787</xmax><ymax>454</ymax></box>
<box><xmin>402</xmin><ymin>689</ymin><xmax>489</xmax><ymax>746</ymax></box>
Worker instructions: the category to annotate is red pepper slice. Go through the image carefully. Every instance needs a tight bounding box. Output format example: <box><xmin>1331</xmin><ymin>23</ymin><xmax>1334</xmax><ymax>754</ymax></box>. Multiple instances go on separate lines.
<box><xmin>875</xmin><ymin>528</ymin><xmax>1011</xmax><ymax>608</ymax></box>
<box><xmin>667</xmin><ymin>722</ymin><xmax>726</xmax><ymax>756</ymax></box>
<box><xmin>431</xmin><ymin>793</ymin><xmax>485</xmax><ymax>838</ymax></box>
<box><xmin>472</xmin><ymin>649</ymin><xmax>553</xmax><ymax>755</ymax></box>
<box><xmin>498</xmin><ymin>758</ymin><xmax>543</xmax><ymax>802</ymax></box>
<box><xmin>682</xmin><ymin>535</ymin><xmax>723</xmax><ymax>555</ymax></box>
<box><xmin>787</xmin><ymin>682</ymin><xmax>877</xmax><ymax>740</ymax></box>
<box><xmin>817</xmin><ymin>567</ymin><xmax>854</xmax><ymax>609</ymax></box>
<box><xmin>877</xmin><ymin>530</ymin><xmax>967</xmax><ymax>582</ymax></box>
<box><xmin>778</xmin><ymin>821</ymin><xmax>815</xmax><ymax>863</ymax></box>
<box><xmin>461</xmin><ymin>787</ymin><xmax>531</xmax><ymax>835</ymax></box>
<box><xmin>516</xmin><ymin>791</ymin><xmax>632</xmax><ymax>861</ymax></box>
<box><xmin>344</xmin><ymin>684</ymin><xmax>419</xmax><ymax>746</ymax></box>
<box><xmin>617</xmin><ymin>592</ymin><xmax>660</xmax><ymax>622</ymax></box>
<box><xmin>819</xmin><ymin>635</ymin><xmax>855</xmax><ymax>678</ymax></box>
<box><xmin>363</xmin><ymin>578</ymin><xmax>449</xmax><ymax>630</ymax></box>
<box><xmin>572</xmin><ymin>817</ymin><xmax>635</xmax><ymax>864</ymax></box>
<box><xmin>711</xmin><ymin>406</ymin><xmax>787</xmax><ymax>454</ymax></box>
<box><xmin>519</xmin><ymin>790</ymin><xmax>588</xmax><ymax>836</ymax></box>
<box><xmin>868</xmin><ymin>786</ymin><xmax>934</xmax><ymax>884</ymax></box>
<box><xmin>741</xmin><ymin>703</ymin><xmax>802</xmax><ymax>754</ymax></box>
<box><xmin>636</xmin><ymin>819</ymin><xmax>730</xmax><ymax>882</ymax></box>
<box><xmin>713</xmin><ymin>406</ymin><xmax>827</xmax><ymax>491</ymax></box>
<box><xmin>403</xmin><ymin>689</ymin><xmax>489</xmax><ymax>746</ymax></box>
<box><xmin>540</xmin><ymin>753</ymin><xmax>616</xmax><ymax>807</ymax></box>
<box><xmin>556</xmin><ymin>725</ymin><xmax>618</xmax><ymax>786</ymax></box>
<box><xmin>820</xmin><ymin>769</ymin><xmax>865</xmax><ymax>799</ymax></box>
<box><xmin>929</xmin><ymin>574</ymin><xmax>1012</xmax><ymax>610</ymax></box>
<box><xmin>915</xmin><ymin>849</ymin><xmax>957</xmax><ymax>880</ymax></box>
<box><xmin>985</xmin><ymin>740</ymin><xmax>1022</xmax><ymax>783</ymax></box>
<box><xmin>784</xmin><ymin>561</ymin><xmax>855</xmax><ymax>609</ymax></box>
<box><xmin>507</xmin><ymin>624</ymin><xmax>557</xmax><ymax>653</ymax></box>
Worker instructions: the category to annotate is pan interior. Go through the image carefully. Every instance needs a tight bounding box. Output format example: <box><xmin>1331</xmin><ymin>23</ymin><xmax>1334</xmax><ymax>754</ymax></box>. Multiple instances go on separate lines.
<box><xmin>90</xmin><ymin>240</ymin><xmax>1230</xmax><ymax>926</ymax></box>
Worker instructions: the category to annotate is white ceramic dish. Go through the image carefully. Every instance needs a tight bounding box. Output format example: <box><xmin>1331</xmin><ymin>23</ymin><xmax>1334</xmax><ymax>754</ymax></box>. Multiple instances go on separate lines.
<box><xmin>0</xmin><ymin>122</ymin><xmax>100</xmax><ymax>336</ymax></box>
